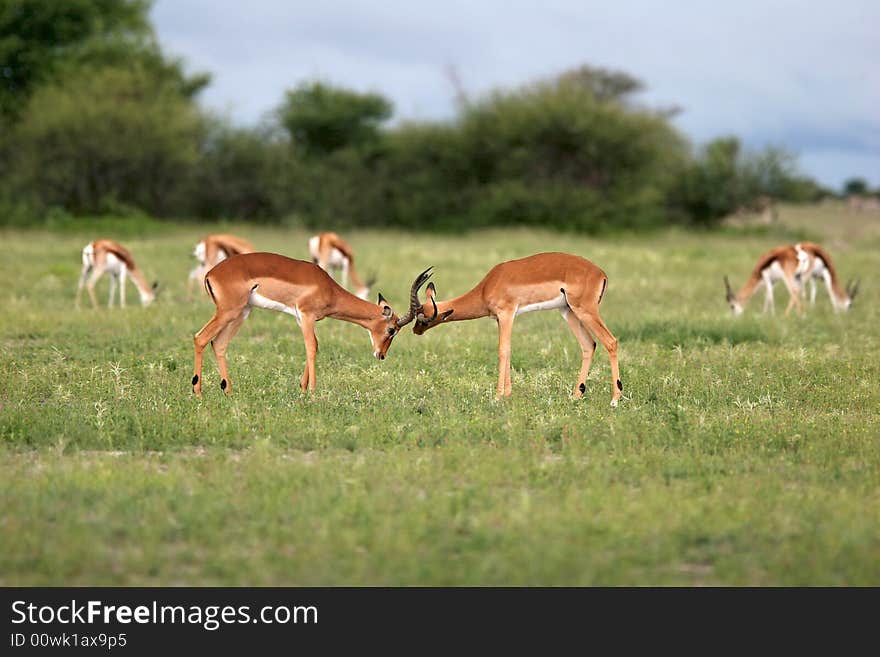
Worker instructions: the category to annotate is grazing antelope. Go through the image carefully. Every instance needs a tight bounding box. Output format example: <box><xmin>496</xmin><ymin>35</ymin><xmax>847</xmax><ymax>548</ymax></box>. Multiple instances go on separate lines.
<box><xmin>188</xmin><ymin>234</ymin><xmax>255</xmax><ymax>299</ymax></box>
<box><xmin>191</xmin><ymin>253</ymin><xmax>430</xmax><ymax>397</ymax></box>
<box><xmin>76</xmin><ymin>240</ymin><xmax>157</xmax><ymax>309</ymax></box>
<box><xmin>724</xmin><ymin>243</ymin><xmax>857</xmax><ymax>315</ymax></box>
<box><xmin>308</xmin><ymin>232</ymin><xmax>374</xmax><ymax>300</ymax></box>
<box><xmin>403</xmin><ymin>253</ymin><xmax>622</xmax><ymax>406</ymax></box>
<box><xmin>797</xmin><ymin>242</ymin><xmax>858</xmax><ymax>311</ymax></box>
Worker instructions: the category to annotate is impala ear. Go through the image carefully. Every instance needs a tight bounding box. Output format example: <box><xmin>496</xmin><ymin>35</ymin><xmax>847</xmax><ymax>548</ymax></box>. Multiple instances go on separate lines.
<box><xmin>381</xmin><ymin>304</ymin><xmax>393</xmax><ymax>319</ymax></box>
<box><xmin>426</xmin><ymin>282</ymin><xmax>436</xmax><ymax>299</ymax></box>
<box><xmin>377</xmin><ymin>292</ymin><xmax>387</xmax><ymax>305</ymax></box>
<box><xmin>441</xmin><ymin>309</ymin><xmax>454</xmax><ymax>320</ymax></box>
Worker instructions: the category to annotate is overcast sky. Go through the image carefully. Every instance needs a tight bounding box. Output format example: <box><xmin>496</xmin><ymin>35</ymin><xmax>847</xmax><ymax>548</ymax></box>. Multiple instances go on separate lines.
<box><xmin>152</xmin><ymin>0</ymin><xmax>879</xmax><ymax>189</ymax></box>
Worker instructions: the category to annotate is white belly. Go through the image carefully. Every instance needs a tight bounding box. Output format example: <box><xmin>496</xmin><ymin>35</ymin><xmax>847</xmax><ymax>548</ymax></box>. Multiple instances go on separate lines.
<box><xmin>515</xmin><ymin>293</ymin><xmax>567</xmax><ymax>316</ymax></box>
<box><xmin>248</xmin><ymin>289</ymin><xmax>302</xmax><ymax>324</ymax></box>
<box><xmin>763</xmin><ymin>261</ymin><xmax>786</xmax><ymax>283</ymax></box>
<box><xmin>104</xmin><ymin>252</ymin><xmax>125</xmax><ymax>275</ymax></box>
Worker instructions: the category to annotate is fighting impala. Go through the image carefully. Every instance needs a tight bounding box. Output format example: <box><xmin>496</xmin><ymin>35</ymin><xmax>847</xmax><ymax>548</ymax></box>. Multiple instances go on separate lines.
<box><xmin>188</xmin><ymin>233</ymin><xmax>255</xmax><ymax>299</ymax></box>
<box><xmin>308</xmin><ymin>232</ymin><xmax>375</xmax><ymax>300</ymax></box>
<box><xmin>76</xmin><ymin>239</ymin><xmax>157</xmax><ymax>309</ymax></box>
<box><xmin>724</xmin><ymin>242</ymin><xmax>858</xmax><ymax>315</ymax></box>
<box><xmin>191</xmin><ymin>253</ymin><xmax>432</xmax><ymax>396</ymax></box>
<box><xmin>402</xmin><ymin>253</ymin><xmax>622</xmax><ymax>406</ymax></box>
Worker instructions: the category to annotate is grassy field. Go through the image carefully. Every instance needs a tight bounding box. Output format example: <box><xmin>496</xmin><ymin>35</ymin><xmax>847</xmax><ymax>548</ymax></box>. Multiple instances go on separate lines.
<box><xmin>1</xmin><ymin>203</ymin><xmax>879</xmax><ymax>585</ymax></box>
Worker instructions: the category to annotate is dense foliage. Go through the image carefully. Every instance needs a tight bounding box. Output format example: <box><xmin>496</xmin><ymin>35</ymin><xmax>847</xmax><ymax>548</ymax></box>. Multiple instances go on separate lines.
<box><xmin>0</xmin><ymin>1</ymin><xmax>838</xmax><ymax>230</ymax></box>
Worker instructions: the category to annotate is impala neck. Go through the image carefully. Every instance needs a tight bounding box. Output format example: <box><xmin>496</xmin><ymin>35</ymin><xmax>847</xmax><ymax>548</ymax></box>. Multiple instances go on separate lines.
<box><xmin>736</xmin><ymin>275</ymin><xmax>762</xmax><ymax>306</ymax></box>
<box><xmin>435</xmin><ymin>284</ymin><xmax>490</xmax><ymax>321</ymax></box>
<box><xmin>327</xmin><ymin>288</ymin><xmax>381</xmax><ymax>326</ymax></box>
<box><xmin>128</xmin><ymin>267</ymin><xmax>154</xmax><ymax>303</ymax></box>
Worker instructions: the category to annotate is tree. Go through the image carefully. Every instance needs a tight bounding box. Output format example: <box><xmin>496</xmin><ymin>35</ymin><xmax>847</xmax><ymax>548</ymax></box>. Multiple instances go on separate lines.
<box><xmin>278</xmin><ymin>82</ymin><xmax>392</xmax><ymax>157</ymax></box>
<box><xmin>0</xmin><ymin>0</ymin><xmax>156</xmax><ymax>119</ymax></box>
<box><xmin>843</xmin><ymin>177</ymin><xmax>868</xmax><ymax>196</ymax></box>
<box><xmin>9</xmin><ymin>65</ymin><xmax>201</xmax><ymax>215</ymax></box>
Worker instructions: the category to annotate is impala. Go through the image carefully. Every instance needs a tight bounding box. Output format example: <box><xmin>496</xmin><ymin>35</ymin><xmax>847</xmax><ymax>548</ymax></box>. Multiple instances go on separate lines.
<box><xmin>188</xmin><ymin>233</ymin><xmax>255</xmax><ymax>299</ymax></box>
<box><xmin>308</xmin><ymin>232</ymin><xmax>374</xmax><ymax>300</ymax></box>
<box><xmin>191</xmin><ymin>253</ymin><xmax>431</xmax><ymax>397</ymax></box>
<box><xmin>402</xmin><ymin>253</ymin><xmax>622</xmax><ymax>406</ymax></box>
<box><xmin>724</xmin><ymin>243</ymin><xmax>857</xmax><ymax>315</ymax></box>
<box><xmin>76</xmin><ymin>239</ymin><xmax>157</xmax><ymax>309</ymax></box>
<box><xmin>797</xmin><ymin>242</ymin><xmax>858</xmax><ymax>311</ymax></box>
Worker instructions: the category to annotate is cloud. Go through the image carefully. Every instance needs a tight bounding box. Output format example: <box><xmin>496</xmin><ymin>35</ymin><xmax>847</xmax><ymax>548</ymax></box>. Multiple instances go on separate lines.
<box><xmin>152</xmin><ymin>0</ymin><xmax>880</xmax><ymax>187</ymax></box>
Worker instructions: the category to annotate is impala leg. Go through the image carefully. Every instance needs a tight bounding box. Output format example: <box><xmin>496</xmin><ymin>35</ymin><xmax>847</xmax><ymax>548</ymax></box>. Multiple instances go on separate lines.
<box><xmin>299</xmin><ymin>314</ymin><xmax>318</xmax><ymax>392</ymax></box>
<box><xmin>575</xmin><ymin>309</ymin><xmax>621</xmax><ymax>407</ymax></box>
<box><xmin>211</xmin><ymin>311</ymin><xmax>248</xmax><ymax>395</ymax></box>
<box><xmin>75</xmin><ymin>265</ymin><xmax>91</xmax><ymax>309</ymax></box>
<box><xmin>562</xmin><ymin>308</ymin><xmax>596</xmax><ymax>399</ymax></box>
<box><xmin>107</xmin><ymin>273</ymin><xmax>117</xmax><ymax>308</ymax></box>
<box><xmin>782</xmin><ymin>276</ymin><xmax>803</xmax><ymax>316</ymax></box>
<box><xmin>809</xmin><ymin>276</ymin><xmax>818</xmax><ymax>305</ymax></box>
<box><xmin>192</xmin><ymin>310</ymin><xmax>238</xmax><ymax>397</ymax></box>
<box><xmin>495</xmin><ymin>312</ymin><xmax>514</xmax><ymax>398</ymax></box>
<box><xmin>86</xmin><ymin>266</ymin><xmax>104</xmax><ymax>310</ymax></box>
<box><xmin>187</xmin><ymin>265</ymin><xmax>205</xmax><ymax>301</ymax></box>
<box><xmin>119</xmin><ymin>266</ymin><xmax>127</xmax><ymax>308</ymax></box>
<box><xmin>762</xmin><ymin>275</ymin><xmax>774</xmax><ymax>315</ymax></box>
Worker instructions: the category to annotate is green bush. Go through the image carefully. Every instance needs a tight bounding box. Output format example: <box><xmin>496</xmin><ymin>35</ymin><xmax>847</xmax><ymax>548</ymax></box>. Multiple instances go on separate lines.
<box><xmin>7</xmin><ymin>65</ymin><xmax>201</xmax><ymax>216</ymax></box>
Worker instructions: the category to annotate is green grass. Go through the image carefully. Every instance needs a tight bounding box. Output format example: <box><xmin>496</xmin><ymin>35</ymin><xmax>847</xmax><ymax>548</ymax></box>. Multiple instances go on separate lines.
<box><xmin>1</xmin><ymin>203</ymin><xmax>879</xmax><ymax>585</ymax></box>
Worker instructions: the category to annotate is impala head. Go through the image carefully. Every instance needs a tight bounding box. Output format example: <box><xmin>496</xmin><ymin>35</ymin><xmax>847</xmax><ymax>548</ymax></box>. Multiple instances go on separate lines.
<box><xmin>140</xmin><ymin>281</ymin><xmax>159</xmax><ymax>306</ymax></box>
<box><xmin>724</xmin><ymin>275</ymin><xmax>743</xmax><ymax>316</ymax></box>
<box><xmin>394</xmin><ymin>267</ymin><xmax>455</xmax><ymax>335</ymax></box>
<box><xmin>368</xmin><ymin>292</ymin><xmax>404</xmax><ymax>360</ymax></box>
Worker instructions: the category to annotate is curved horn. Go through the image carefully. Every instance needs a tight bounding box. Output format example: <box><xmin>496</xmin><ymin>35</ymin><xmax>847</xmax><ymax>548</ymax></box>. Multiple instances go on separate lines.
<box><xmin>418</xmin><ymin>295</ymin><xmax>438</xmax><ymax>324</ymax></box>
<box><xmin>849</xmin><ymin>279</ymin><xmax>860</xmax><ymax>300</ymax></box>
<box><xmin>396</xmin><ymin>267</ymin><xmax>433</xmax><ymax>327</ymax></box>
<box><xmin>724</xmin><ymin>275</ymin><xmax>735</xmax><ymax>301</ymax></box>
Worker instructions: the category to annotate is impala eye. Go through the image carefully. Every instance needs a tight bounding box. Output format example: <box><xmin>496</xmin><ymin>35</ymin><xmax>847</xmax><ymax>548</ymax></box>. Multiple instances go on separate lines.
<box><xmin>387</xmin><ymin>328</ymin><xmax>396</xmax><ymax>336</ymax></box>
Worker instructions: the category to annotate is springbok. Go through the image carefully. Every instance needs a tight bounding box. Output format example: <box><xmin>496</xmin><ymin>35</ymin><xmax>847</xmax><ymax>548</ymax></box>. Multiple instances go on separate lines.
<box><xmin>308</xmin><ymin>232</ymin><xmax>374</xmax><ymax>300</ymax></box>
<box><xmin>76</xmin><ymin>239</ymin><xmax>157</xmax><ymax>309</ymax></box>
<box><xmin>191</xmin><ymin>253</ymin><xmax>431</xmax><ymax>397</ymax></box>
<box><xmin>188</xmin><ymin>234</ymin><xmax>255</xmax><ymax>299</ymax></box>
<box><xmin>797</xmin><ymin>242</ymin><xmax>858</xmax><ymax>311</ymax></box>
<box><xmin>402</xmin><ymin>253</ymin><xmax>622</xmax><ymax>406</ymax></box>
<box><xmin>724</xmin><ymin>243</ymin><xmax>857</xmax><ymax>315</ymax></box>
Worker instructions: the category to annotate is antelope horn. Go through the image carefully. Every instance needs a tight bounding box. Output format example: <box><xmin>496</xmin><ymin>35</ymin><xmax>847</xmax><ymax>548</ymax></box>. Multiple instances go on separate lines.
<box><xmin>418</xmin><ymin>287</ymin><xmax>438</xmax><ymax>324</ymax></box>
<box><xmin>724</xmin><ymin>275</ymin><xmax>735</xmax><ymax>301</ymax></box>
<box><xmin>396</xmin><ymin>267</ymin><xmax>433</xmax><ymax>327</ymax></box>
<box><xmin>849</xmin><ymin>279</ymin><xmax>860</xmax><ymax>300</ymax></box>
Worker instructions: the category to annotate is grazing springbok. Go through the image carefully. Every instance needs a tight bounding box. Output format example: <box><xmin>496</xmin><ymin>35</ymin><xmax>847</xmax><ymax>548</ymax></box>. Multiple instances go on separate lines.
<box><xmin>724</xmin><ymin>243</ymin><xmax>857</xmax><ymax>315</ymax></box>
<box><xmin>403</xmin><ymin>253</ymin><xmax>622</xmax><ymax>406</ymax></box>
<box><xmin>188</xmin><ymin>234</ymin><xmax>255</xmax><ymax>299</ymax></box>
<box><xmin>191</xmin><ymin>254</ymin><xmax>431</xmax><ymax>397</ymax></box>
<box><xmin>76</xmin><ymin>239</ymin><xmax>157</xmax><ymax>309</ymax></box>
<box><xmin>308</xmin><ymin>232</ymin><xmax>374</xmax><ymax>300</ymax></box>
<box><xmin>797</xmin><ymin>242</ymin><xmax>858</xmax><ymax>311</ymax></box>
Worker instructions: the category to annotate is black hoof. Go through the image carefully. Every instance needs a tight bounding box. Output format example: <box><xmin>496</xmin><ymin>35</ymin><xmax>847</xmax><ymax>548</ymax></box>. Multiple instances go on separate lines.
<box><xmin>220</xmin><ymin>379</ymin><xmax>227</xmax><ymax>390</ymax></box>
<box><xmin>191</xmin><ymin>374</ymin><xmax>199</xmax><ymax>385</ymax></box>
